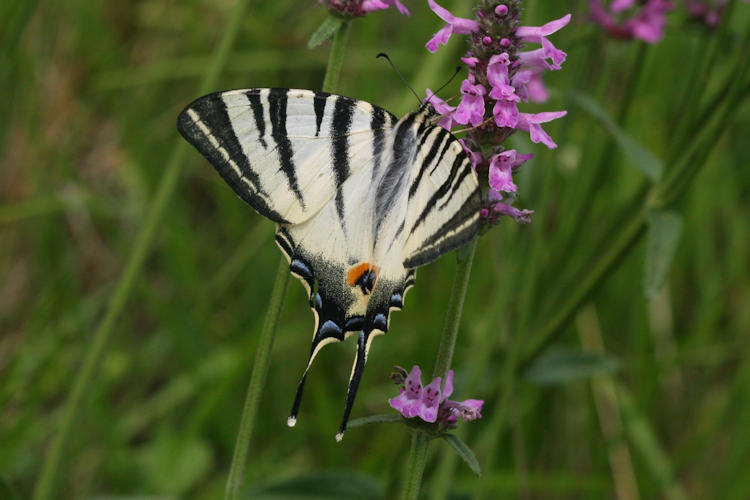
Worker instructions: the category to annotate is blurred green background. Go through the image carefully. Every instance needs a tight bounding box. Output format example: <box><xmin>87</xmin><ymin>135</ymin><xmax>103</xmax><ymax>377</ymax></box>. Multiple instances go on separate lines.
<box><xmin>1</xmin><ymin>0</ymin><xmax>749</xmax><ymax>498</ymax></box>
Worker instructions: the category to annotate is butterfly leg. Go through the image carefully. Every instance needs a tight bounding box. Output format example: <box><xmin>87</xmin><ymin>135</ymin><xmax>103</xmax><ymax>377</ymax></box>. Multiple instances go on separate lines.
<box><xmin>287</xmin><ymin>320</ymin><xmax>345</xmax><ymax>427</ymax></box>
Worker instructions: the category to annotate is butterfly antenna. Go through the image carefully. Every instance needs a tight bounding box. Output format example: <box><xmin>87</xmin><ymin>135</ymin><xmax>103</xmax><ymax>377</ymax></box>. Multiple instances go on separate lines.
<box><xmin>426</xmin><ymin>65</ymin><xmax>463</xmax><ymax>105</ymax></box>
<box><xmin>376</xmin><ymin>53</ymin><xmax>421</xmax><ymax>104</ymax></box>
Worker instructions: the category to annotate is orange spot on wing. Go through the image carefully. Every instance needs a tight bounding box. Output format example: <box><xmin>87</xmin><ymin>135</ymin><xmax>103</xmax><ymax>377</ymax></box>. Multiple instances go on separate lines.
<box><xmin>346</xmin><ymin>262</ymin><xmax>380</xmax><ymax>288</ymax></box>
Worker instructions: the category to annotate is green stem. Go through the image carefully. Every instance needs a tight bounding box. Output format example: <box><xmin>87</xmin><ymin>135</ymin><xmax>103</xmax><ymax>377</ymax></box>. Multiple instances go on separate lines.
<box><xmin>400</xmin><ymin>432</ymin><xmax>431</xmax><ymax>500</ymax></box>
<box><xmin>224</xmin><ymin>258</ymin><xmax>289</xmax><ymax>500</ymax></box>
<box><xmin>432</xmin><ymin>239</ymin><xmax>478</xmax><ymax>381</ymax></box>
<box><xmin>222</xmin><ymin>19</ymin><xmax>352</xmax><ymax>499</ymax></box>
<box><xmin>32</xmin><ymin>1</ymin><xmax>253</xmax><ymax>498</ymax></box>
<box><xmin>322</xmin><ymin>20</ymin><xmax>351</xmax><ymax>93</ymax></box>
<box><xmin>399</xmin><ymin>240</ymin><xmax>477</xmax><ymax>499</ymax></box>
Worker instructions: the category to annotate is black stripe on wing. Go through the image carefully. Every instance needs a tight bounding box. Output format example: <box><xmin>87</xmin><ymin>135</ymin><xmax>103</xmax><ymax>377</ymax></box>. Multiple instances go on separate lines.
<box><xmin>268</xmin><ymin>88</ymin><xmax>305</xmax><ymax>209</ymax></box>
<box><xmin>331</xmin><ymin>96</ymin><xmax>356</xmax><ymax>230</ymax></box>
<box><xmin>177</xmin><ymin>92</ymin><xmax>288</xmax><ymax>224</ymax></box>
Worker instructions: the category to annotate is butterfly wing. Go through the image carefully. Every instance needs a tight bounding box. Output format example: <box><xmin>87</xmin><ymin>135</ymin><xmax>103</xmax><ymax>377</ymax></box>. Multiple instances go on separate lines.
<box><xmin>178</xmin><ymin>88</ymin><xmax>397</xmax><ymax>225</ymax></box>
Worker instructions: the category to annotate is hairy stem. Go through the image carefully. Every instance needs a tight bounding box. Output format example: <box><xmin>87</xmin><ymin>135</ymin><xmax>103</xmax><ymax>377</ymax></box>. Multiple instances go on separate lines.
<box><xmin>32</xmin><ymin>1</ymin><xmax>253</xmax><ymax>498</ymax></box>
<box><xmin>400</xmin><ymin>432</ymin><xmax>431</xmax><ymax>500</ymax></box>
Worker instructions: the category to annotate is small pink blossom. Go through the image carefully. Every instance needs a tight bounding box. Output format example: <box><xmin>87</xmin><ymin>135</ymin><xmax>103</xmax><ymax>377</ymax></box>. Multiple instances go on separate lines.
<box><xmin>389</xmin><ymin>366</ymin><xmax>484</xmax><ymax>426</ymax></box>
<box><xmin>454</xmin><ymin>78</ymin><xmax>487</xmax><ymax>127</ymax></box>
<box><xmin>489</xmin><ymin>150</ymin><xmax>533</xmax><ymax>193</ymax></box>
<box><xmin>517</xmin><ymin>38</ymin><xmax>567</xmax><ymax>70</ymax></box>
<box><xmin>517</xmin><ymin>111</ymin><xmax>568</xmax><ymax>149</ymax></box>
<box><xmin>459</xmin><ymin>139</ymin><xmax>483</xmax><ymax>169</ymax></box>
<box><xmin>487</xmin><ymin>53</ymin><xmax>520</xmax><ymax>101</ymax></box>
<box><xmin>424</xmin><ymin>88</ymin><xmax>457</xmax><ymax>130</ymax></box>
<box><xmin>492</xmin><ymin>99</ymin><xmax>519</xmax><ymax>128</ymax></box>
<box><xmin>590</xmin><ymin>0</ymin><xmax>674</xmax><ymax>43</ymax></box>
<box><xmin>425</xmin><ymin>0</ymin><xmax>480</xmax><ymax>53</ymax></box>
<box><xmin>512</xmin><ymin>70</ymin><xmax>550</xmax><ymax>103</ymax></box>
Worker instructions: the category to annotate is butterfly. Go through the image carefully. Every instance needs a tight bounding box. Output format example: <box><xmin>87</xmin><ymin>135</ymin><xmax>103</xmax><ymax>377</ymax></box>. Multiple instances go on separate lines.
<box><xmin>177</xmin><ymin>88</ymin><xmax>480</xmax><ymax>440</ymax></box>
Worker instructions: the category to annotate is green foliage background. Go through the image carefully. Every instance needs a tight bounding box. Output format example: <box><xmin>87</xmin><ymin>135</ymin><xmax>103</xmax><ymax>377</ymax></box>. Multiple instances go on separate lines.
<box><xmin>1</xmin><ymin>0</ymin><xmax>749</xmax><ymax>498</ymax></box>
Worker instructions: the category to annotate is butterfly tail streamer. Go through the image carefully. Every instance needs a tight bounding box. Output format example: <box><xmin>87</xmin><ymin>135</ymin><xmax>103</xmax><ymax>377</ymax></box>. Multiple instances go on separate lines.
<box><xmin>336</xmin><ymin>329</ymin><xmax>370</xmax><ymax>442</ymax></box>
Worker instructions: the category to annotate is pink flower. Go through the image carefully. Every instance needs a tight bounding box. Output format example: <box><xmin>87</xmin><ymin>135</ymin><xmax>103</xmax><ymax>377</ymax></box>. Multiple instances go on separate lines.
<box><xmin>515</xmin><ymin>13</ymin><xmax>572</xmax><ymax>43</ymax></box>
<box><xmin>459</xmin><ymin>139</ymin><xmax>483</xmax><ymax>169</ymax></box>
<box><xmin>425</xmin><ymin>0</ymin><xmax>480</xmax><ymax>53</ymax></box>
<box><xmin>488</xmin><ymin>149</ymin><xmax>533</xmax><ymax>193</ymax></box>
<box><xmin>389</xmin><ymin>366</ymin><xmax>484</xmax><ymax>426</ymax></box>
<box><xmin>517</xmin><ymin>38</ymin><xmax>567</xmax><ymax>70</ymax></box>
<box><xmin>424</xmin><ymin>88</ymin><xmax>457</xmax><ymax>130</ymax></box>
<box><xmin>589</xmin><ymin>0</ymin><xmax>674</xmax><ymax>43</ymax></box>
<box><xmin>487</xmin><ymin>53</ymin><xmax>519</xmax><ymax>101</ymax></box>
<box><xmin>512</xmin><ymin>70</ymin><xmax>550</xmax><ymax>103</ymax></box>
<box><xmin>492</xmin><ymin>99</ymin><xmax>519</xmax><ymax>128</ymax></box>
<box><xmin>453</xmin><ymin>78</ymin><xmax>487</xmax><ymax>126</ymax></box>
<box><xmin>325</xmin><ymin>0</ymin><xmax>410</xmax><ymax>17</ymax></box>
<box><xmin>517</xmin><ymin>111</ymin><xmax>567</xmax><ymax>149</ymax></box>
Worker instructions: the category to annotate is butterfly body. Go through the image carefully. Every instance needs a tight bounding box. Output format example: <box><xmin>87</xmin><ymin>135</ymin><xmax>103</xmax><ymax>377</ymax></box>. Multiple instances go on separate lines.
<box><xmin>178</xmin><ymin>88</ymin><xmax>480</xmax><ymax>439</ymax></box>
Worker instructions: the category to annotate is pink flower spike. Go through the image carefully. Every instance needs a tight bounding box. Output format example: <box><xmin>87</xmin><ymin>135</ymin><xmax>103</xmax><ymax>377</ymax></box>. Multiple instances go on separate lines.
<box><xmin>453</xmin><ymin>79</ymin><xmax>487</xmax><ymax>126</ymax></box>
<box><xmin>517</xmin><ymin>111</ymin><xmax>567</xmax><ymax>149</ymax></box>
<box><xmin>516</xmin><ymin>13</ymin><xmax>572</xmax><ymax>43</ymax></box>
<box><xmin>426</xmin><ymin>0</ymin><xmax>480</xmax><ymax>52</ymax></box>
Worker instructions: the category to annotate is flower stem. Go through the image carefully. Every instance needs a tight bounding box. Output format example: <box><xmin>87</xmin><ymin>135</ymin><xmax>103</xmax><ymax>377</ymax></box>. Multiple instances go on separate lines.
<box><xmin>32</xmin><ymin>1</ymin><xmax>252</xmax><ymax>498</ymax></box>
<box><xmin>399</xmin><ymin>239</ymin><xmax>478</xmax><ymax>500</ymax></box>
<box><xmin>322</xmin><ymin>20</ymin><xmax>351</xmax><ymax>93</ymax></box>
<box><xmin>224</xmin><ymin>257</ymin><xmax>289</xmax><ymax>500</ymax></box>
<box><xmin>432</xmin><ymin>239</ymin><xmax>478</xmax><ymax>381</ymax></box>
<box><xmin>400</xmin><ymin>432</ymin><xmax>431</xmax><ymax>500</ymax></box>
<box><xmin>222</xmin><ymin>19</ymin><xmax>352</xmax><ymax>499</ymax></box>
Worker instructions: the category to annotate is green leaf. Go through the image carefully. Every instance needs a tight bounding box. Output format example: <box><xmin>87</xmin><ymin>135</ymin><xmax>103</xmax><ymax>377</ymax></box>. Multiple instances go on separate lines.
<box><xmin>347</xmin><ymin>413</ymin><xmax>402</xmax><ymax>428</ymax></box>
<box><xmin>440</xmin><ymin>434</ymin><xmax>481</xmax><ymax>476</ymax></box>
<box><xmin>570</xmin><ymin>91</ymin><xmax>664</xmax><ymax>182</ymax></box>
<box><xmin>245</xmin><ymin>471</ymin><xmax>383</xmax><ymax>499</ymax></box>
<box><xmin>308</xmin><ymin>16</ymin><xmax>343</xmax><ymax>49</ymax></box>
<box><xmin>524</xmin><ymin>346</ymin><xmax>620</xmax><ymax>385</ymax></box>
<box><xmin>644</xmin><ymin>210</ymin><xmax>683</xmax><ymax>299</ymax></box>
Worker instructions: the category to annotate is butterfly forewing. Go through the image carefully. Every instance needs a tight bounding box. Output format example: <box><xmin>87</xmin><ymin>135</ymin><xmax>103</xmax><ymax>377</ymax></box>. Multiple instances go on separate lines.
<box><xmin>177</xmin><ymin>88</ymin><xmax>480</xmax><ymax>439</ymax></box>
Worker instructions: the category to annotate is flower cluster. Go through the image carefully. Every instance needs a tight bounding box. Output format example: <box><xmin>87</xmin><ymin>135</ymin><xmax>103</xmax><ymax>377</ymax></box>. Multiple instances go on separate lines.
<box><xmin>389</xmin><ymin>366</ymin><xmax>484</xmax><ymax>428</ymax></box>
<box><xmin>322</xmin><ymin>0</ymin><xmax>410</xmax><ymax>17</ymax></box>
<box><xmin>589</xmin><ymin>0</ymin><xmax>674</xmax><ymax>43</ymax></box>
<box><xmin>684</xmin><ymin>0</ymin><xmax>726</xmax><ymax>27</ymax></box>
<box><xmin>424</xmin><ymin>0</ymin><xmax>569</xmax><ymax>225</ymax></box>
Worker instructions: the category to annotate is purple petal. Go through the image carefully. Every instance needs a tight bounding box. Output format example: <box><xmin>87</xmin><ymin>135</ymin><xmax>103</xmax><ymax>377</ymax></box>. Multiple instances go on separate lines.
<box><xmin>425</xmin><ymin>88</ymin><xmax>456</xmax><ymax>116</ymax></box>
<box><xmin>426</xmin><ymin>24</ymin><xmax>452</xmax><ymax>53</ymax></box>
<box><xmin>442</xmin><ymin>370</ymin><xmax>455</xmax><ymax>401</ymax></box>
<box><xmin>541</xmin><ymin>38</ymin><xmax>567</xmax><ymax>69</ymax></box>
<box><xmin>492</xmin><ymin>99</ymin><xmax>519</xmax><ymax>128</ymax></box>
<box><xmin>517</xmin><ymin>112</ymin><xmax>566</xmax><ymax>148</ymax></box>
<box><xmin>489</xmin><ymin>151</ymin><xmax>518</xmax><ymax>192</ymax></box>
<box><xmin>611</xmin><ymin>0</ymin><xmax>637</xmax><ymax>12</ymax></box>
<box><xmin>403</xmin><ymin>365</ymin><xmax>423</xmax><ymax>398</ymax></box>
<box><xmin>454</xmin><ymin>93</ymin><xmax>485</xmax><ymax>126</ymax></box>
<box><xmin>385</xmin><ymin>0</ymin><xmax>410</xmax><ymax>15</ymax></box>
<box><xmin>458</xmin><ymin>139</ymin><xmax>483</xmax><ymax>168</ymax></box>
<box><xmin>419</xmin><ymin>377</ymin><xmax>442</xmax><ymax>422</ymax></box>
<box><xmin>492</xmin><ymin>203</ymin><xmax>534</xmax><ymax>223</ymax></box>
<box><xmin>515</xmin><ymin>13</ymin><xmax>572</xmax><ymax>43</ymax></box>
<box><xmin>361</xmin><ymin>0</ymin><xmax>390</xmax><ymax>12</ymax></box>
<box><xmin>427</xmin><ymin>0</ymin><xmax>480</xmax><ymax>33</ymax></box>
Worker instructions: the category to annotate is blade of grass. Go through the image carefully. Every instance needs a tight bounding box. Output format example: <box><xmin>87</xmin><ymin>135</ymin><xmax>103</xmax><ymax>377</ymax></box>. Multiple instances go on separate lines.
<box><xmin>32</xmin><ymin>1</ymin><xmax>254</xmax><ymax>498</ymax></box>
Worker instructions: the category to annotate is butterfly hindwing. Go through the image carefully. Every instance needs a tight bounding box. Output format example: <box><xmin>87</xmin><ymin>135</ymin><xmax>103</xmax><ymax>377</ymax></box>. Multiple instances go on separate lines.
<box><xmin>178</xmin><ymin>89</ymin><xmax>480</xmax><ymax>439</ymax></box>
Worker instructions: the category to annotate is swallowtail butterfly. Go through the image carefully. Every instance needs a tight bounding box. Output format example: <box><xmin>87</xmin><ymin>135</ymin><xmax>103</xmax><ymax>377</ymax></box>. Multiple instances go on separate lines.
<box><xmin>178</xmin><ymin>88</ymin><xmax>480</xmax><ymax>440</ymax></box>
